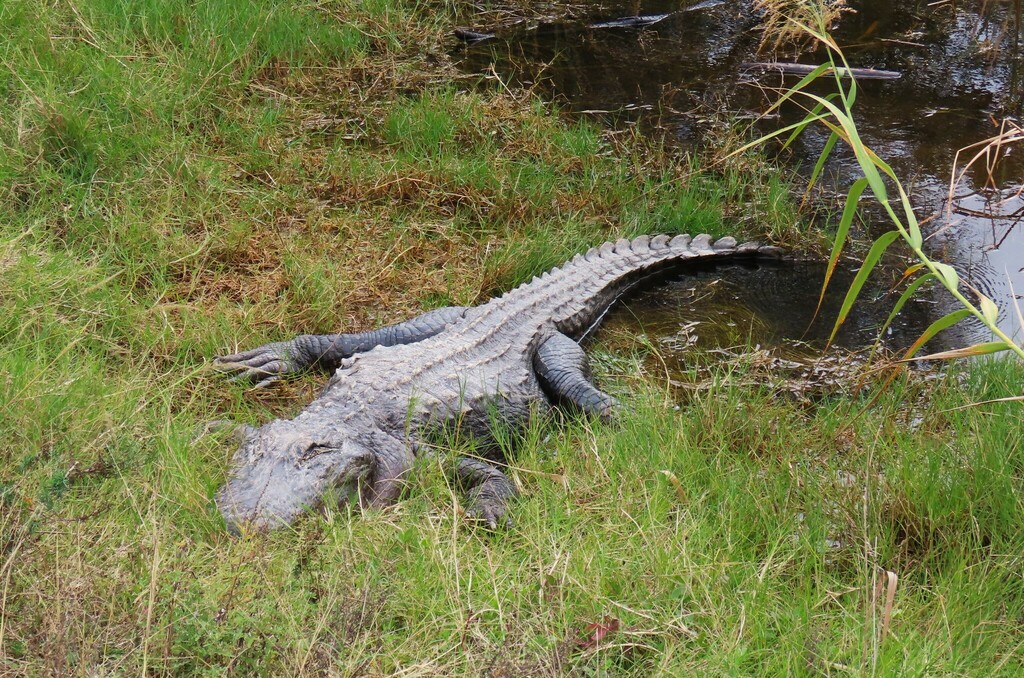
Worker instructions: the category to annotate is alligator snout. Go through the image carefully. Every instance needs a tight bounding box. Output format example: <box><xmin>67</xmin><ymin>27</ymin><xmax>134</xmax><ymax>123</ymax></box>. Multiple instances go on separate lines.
<box><xmin>215</xmin><ymin>421</ymin><xmax>376</xmax><ymax>535</ymax></box>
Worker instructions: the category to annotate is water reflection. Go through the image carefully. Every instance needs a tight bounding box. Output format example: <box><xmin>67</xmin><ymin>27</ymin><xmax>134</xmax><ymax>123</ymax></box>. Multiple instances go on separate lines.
<box><xmin>596</xmin><ymin>259</ymin><xmax>930</xmax><ymax>362</ymax></box>
<box><xmin>457</xmin><ymin>0</ymin><xmax>1024</xmax><ymax>350</ymax></box>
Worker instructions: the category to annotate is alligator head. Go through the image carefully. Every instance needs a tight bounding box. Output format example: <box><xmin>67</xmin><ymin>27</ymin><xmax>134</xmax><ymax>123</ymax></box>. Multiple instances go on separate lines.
<box><xmin>215</xmin><ymin>419</ymin><xmax>376</xmax><ymax>534</ymax></box>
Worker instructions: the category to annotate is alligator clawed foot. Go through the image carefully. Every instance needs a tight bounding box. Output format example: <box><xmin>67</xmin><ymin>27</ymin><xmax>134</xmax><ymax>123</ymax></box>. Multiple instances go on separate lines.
<box><xmin>455</xmin><ymin>457</ymin><xmax>517</xmax><ymax>530</ymax></box>
<box><xmin>465</xmin><ymin>494</ymin><xmax>513</xmax><ymax>531</ymax></box>
<box><xmin>213</xmin><ymin>341</ymin><xmax>302</xmax><ymax>388</ymax></box>
<box><xmin>597</xmin><ymin>399</ymin><xmax>622</xmax><ymax>426</ymax></box>
<box><xmin>219</xmin><ymin>364</ymin><xmax>285</xmax><ymax>389</ymax></box>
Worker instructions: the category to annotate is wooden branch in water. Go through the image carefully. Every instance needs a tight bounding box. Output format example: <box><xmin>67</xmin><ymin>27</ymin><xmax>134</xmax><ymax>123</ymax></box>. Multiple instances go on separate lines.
<box><xmin>741</xmin><ymin>62</ymin><xmax>902</xmax><ymax>80</ymax></box>
<box><xmin>453</xmin><ymin>28</ymin><xmax>496</xmax><ymax>43</ymax></box>
<box><xmin>453</xmin><ymin>0</ymin><xmax>725</xmax><ymax>43</ymax></box>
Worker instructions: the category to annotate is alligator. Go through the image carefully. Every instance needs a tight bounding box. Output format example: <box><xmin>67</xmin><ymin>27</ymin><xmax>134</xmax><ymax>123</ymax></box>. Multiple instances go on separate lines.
<box><xmin>214</xmin><ymin>233</ymin><xmax>783</xmax><ymax>534</ymax></box>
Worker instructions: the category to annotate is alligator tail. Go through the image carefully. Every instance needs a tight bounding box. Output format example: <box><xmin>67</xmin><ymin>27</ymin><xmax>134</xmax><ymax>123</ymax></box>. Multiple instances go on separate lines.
<box><xmin>507</xmin><ymin>233</ymin><xmax>785</xmax><ymax>339</ymax></box>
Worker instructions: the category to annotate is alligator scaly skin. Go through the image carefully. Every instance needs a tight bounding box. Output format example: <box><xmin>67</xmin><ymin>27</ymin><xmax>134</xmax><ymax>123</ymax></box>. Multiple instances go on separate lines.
<box><xmin>214</xmin><ymin>234</ymin><xmax>782</xmax><ymax>533</ymax></box>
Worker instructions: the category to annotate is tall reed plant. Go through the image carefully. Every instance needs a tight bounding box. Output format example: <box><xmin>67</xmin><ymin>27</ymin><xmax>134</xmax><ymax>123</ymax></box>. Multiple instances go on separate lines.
<box><xmin>733</xmin><ymin>7</ymin><xmax>1024</xmax><ymax>365</ymax></box>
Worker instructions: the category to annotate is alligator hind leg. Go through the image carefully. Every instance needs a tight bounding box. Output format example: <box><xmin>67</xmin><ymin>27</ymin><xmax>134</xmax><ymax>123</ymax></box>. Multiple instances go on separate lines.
<box><xmin>455</xmin><ymin>457</ymin><xmax>517</xmax><ymax>529</ymax></box>
<box><xmin>533</xmin><ymin>332</ymin><xmax>619</xmax><ymax>422</ymax></box>
<box><xmin>216</xmin><ymin>306</ymin><xmax>468</xmax><ymax>387</ymax></box>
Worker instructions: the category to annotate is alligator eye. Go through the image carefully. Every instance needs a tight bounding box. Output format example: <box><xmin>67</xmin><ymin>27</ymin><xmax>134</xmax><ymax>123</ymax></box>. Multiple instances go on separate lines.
<box><xmin>299</xmin><ymin>443</ymin><xmax>334</xmax><ymax>461</ymax></box>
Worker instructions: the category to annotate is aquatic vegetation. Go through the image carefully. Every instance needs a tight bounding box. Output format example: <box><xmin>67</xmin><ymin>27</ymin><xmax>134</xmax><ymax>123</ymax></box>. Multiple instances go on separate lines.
<box><xmin>734</xmin><ymin>2</ymin><xmax>1024</xmax><ymax>364</ymax></box>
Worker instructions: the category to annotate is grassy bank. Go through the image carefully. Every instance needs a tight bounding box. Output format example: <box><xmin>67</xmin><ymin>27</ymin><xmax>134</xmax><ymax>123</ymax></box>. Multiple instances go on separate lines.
<box><xmin>2</xmin><ymin>0</ymin><xmax>1022</xmax><ymax>674</ymax></box>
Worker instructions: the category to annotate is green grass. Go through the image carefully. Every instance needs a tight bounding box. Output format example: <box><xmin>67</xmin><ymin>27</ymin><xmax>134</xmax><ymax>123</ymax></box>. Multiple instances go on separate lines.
<box><xmin>2</xmin><ymin>0</ymin><xmax>1023</xmax><ymax>674</ymax></box>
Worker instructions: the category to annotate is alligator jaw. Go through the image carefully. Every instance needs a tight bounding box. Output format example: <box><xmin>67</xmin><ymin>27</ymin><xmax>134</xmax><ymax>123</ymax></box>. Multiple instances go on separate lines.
<box><xmin>215</xmin><ymin>420</ymin><xmax>376</xmax><ymax>535</ymax></box>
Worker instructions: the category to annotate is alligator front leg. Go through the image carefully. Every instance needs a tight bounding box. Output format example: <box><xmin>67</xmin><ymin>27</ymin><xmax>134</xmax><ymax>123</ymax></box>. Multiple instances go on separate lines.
<box><xmin>455</xmin><ymin>457</ymin><xmax>517</xmax><ymax>529</ymax></box>
<box><xmin>533</xmin><ymin>331</ymin><xmax>619</xmax><ymax>422</ymax></box>
<box><xmin>215</xmin><ymin>306</ymin><xmax>467</xmax><ymax>387</ymax></box>
<box><xmin>361</xmin><ymin>433</ymin><xmax>416</xmax><ymax>508</ymax></box>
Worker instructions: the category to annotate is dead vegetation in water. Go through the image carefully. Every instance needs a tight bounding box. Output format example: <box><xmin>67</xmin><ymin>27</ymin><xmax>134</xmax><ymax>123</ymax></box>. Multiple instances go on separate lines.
<box><xmin>944</xmin><ymin>118</ymin><xmax>1024</xmax><ymax>233</ymax></box>
<box><xmin>753</xmin><ymin>0</ymin><xmax>850</xmax><ymax>51</ymax></box>
<box><xmin>669</xmin><ymin>345</ymin><xmax>878</xmax><ymax>402</ymax></box>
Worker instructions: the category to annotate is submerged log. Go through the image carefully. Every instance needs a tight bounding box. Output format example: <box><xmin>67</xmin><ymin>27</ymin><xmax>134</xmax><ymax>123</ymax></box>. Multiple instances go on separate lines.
<box><xmin>741</xmin><ymin>62</ymin><xmax>902</xmax><ymax>80</ymax></box>
<box><xmin>588</xmin><ymin>0</ymin><xmax>723</xmax><ymax>28</ymax></box>
<box><xmin>453</xmin><ymin>27</ymin><xmax>496</xmax><ymax>43</ymax></box>
<box><xmin>588</xmin><ymin>13</ymin><xmax>673</xmax><ymax>29</ymax></box>
<box><xmin>454</xmin><ymin>0</ymin><xmax>724</xmax><ymax>42</ymax></box>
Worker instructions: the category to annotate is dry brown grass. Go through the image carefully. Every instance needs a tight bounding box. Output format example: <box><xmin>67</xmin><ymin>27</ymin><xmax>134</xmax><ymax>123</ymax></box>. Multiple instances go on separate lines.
<box><xmin>753</xmin><ymin>0</ymin><xmax>851</xmax><ymax>51</ymax></box>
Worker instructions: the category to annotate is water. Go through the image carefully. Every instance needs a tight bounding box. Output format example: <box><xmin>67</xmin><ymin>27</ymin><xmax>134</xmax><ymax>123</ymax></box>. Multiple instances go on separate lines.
<box><xmin>601</xmin><ymin>259</ymin><xmax>920</xmax><ymax>353</ymax></box>
<box><xmin>456</xmin><ymin>0</ymin><xmax>1024</xmax><ymax>360</ymax></box>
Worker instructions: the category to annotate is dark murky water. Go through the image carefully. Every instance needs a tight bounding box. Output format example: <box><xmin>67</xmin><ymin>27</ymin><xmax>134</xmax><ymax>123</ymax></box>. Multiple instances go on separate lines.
<box><xmin>595</xmin><ymin>258</ymin><xmax>930</xmax><ymax>360</ymax></box>
<box><xmin>456</xmin><ymin>0</ymin><xmax>1024</xmax><ymax>360</ymax></box>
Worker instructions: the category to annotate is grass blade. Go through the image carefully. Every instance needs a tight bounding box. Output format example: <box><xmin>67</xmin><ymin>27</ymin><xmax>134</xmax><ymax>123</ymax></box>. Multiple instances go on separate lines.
<box><xmin>786</xmin><ymin>17</ymin><xmax>840</xmax><ymax>52</ymax></box>
<box><xmin>795</xmin><ymin>91</ymin><xmax>892</xmax><ymax>207</ymax></box>
<box><xmin>895</xmin><ymin>181</ymin><xmax>922</xmax><ymax>250</ymax></box>
<box><xmin>942</xmin><ymin>395</ymin><xmax>1024</xmax><ymax>411</ymax></box>
<box><xmin>898</xmin><ymin>263</ymin><xmax>926</xmax><ymax>281</ymax></box>
<box><xmin>726</xmin><ymin>112</ymin><xmax>831</xmax><ymax>159</ymax></box>
<box><xmin>878</xmin><ymin>273</ymin><xmax>935</xmax><ymax>340</ymax></box>
<box><xmin>901</xmin><ymin>341</ymin><xmax>1010</xmax><ymax>362</ymax></box>
<box><xmin>903</xmin><ymin>309</ymin><xmax>972</xmax><ymax>360</ymax></box>
<box><xmin>784</xmin><ymin>95</ymin><xmax>839</xmax><ymax>152</ymax></box>
<box><xmin>801</xmin><ymin>129</ymin><xmax>840</xmax><ymax>203</ymax></box>
<box><xmin>814</xmin><ymin>177</ymin><xmax>868</xmax><ymax>322</ymax></box>
<box><xmin>933</xmin><ymin>262</ymin><xmax>960</xmax><ymax>291</ymax></box>
<box><xmin>828</xmin><ymin>230</ymin><xmax>901</xmax><ymax>346</ymax></box>
<box><xmin>978</xmin><ymin>292</ymin><xmax>1000</xmax><ymax>325</ymax></box>
<box><xmin>867</xmin><ymin>272</ymin><xmax>937</xmax><ymax>362</ymax></box>
<box><xmin>760</xmin><ymin>62</ymin><xmax>834</xmax><ymax>117</ymax></box>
